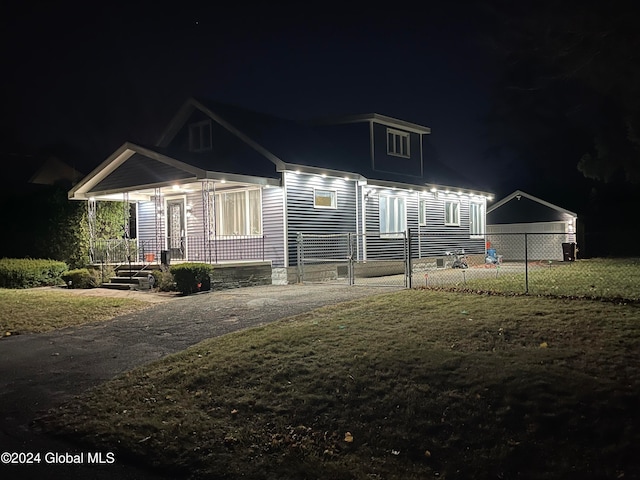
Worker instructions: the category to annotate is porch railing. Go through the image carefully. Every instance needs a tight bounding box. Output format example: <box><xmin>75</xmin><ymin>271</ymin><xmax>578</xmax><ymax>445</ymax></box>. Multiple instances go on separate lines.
<box><xmin>92</xmin><ymin>236</ymin><xmax>265</xmax><ymax>264</ymax></box>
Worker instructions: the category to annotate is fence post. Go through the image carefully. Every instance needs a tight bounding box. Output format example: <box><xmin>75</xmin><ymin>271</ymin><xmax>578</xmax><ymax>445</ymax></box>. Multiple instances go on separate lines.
<box><xmin>347</xmin><ymin>232</ymin><xmax>354</xmax><ymax>286</ymax></box>
<box><xmin>296</xmin><ymin>232</ymin><xmax>304</xmax><ymax>283</ymax></box>
<box><xmin>524</xmin><ymin>233</ymin><xmax>529</xmax><ymax>294</ymax></box>
<box><xmin>406</xmin><ymin>229</ymin><xmax>412</xmax><ymax>288</ymax></box>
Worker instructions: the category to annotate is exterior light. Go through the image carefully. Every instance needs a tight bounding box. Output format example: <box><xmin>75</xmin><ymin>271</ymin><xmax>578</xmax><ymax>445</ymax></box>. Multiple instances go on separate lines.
<box><xmin>321</xmin><ymin>173</ymin><xmax>327</xmax><ymax>178</ymax></box>
<box><xmin>172</xmin><ymin>185</ymin><xmax>180</xmax><ymax>191</ymax></box>
<box><xmin>220</xmin><ymin>179</ymin><xmax>226</xmax><ymax>184</ymax></box>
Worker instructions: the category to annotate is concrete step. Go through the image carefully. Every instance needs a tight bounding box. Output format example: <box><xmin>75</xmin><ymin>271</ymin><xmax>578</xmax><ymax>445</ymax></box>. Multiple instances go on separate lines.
<box><xmin>115</xmin><ymin>270</ymin><xmax>153</xmax><ymax>278</ymax></box>
<box><xmin>109</xmin><ymin>277</ymin><xmax>143</xmax><ymax>285</ymax></box>
<box><xmin>100</xmin><ymin>282</ymin><xmax>134</xmax><ymax>290</ymax></box>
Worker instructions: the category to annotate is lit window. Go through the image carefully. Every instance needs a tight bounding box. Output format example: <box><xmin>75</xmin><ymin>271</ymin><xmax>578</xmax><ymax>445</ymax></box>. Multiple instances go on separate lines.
<box><xmin>387</xmin><ymin>128</ymin><xmax>410</xmax><ymax>158</ymax></box>
<box><xmin>189</xmin><ymin>120</ymin><xmax>212</xmax><ymax>152</ymax></box>
<box><xmin>213</xmin><ymin>189</ymin><xmax>262</xmax><ymax>236</ymax></box>
<box><xmin>314</xmin><ymin>188</ymin><xmax>337</xmax><ymax>209</ymax></box>
<box><xmin>444</xmin><ymin>200</ymin><xmax>460</xmax><ymax>226</ymax></box>
<box><xmin>470</xmin><ymin>202</ymin><xmax>485</xmax><ymax>237</ymax></box>
<box><xmin>419</xmin><ymin>198</ymin><xmax>427</xmax><ymax>226</ymax></box>
<box><xmin>379</xmin><ymin>196</ymin><xmax>406</xmax><ymax>236</ymax></box>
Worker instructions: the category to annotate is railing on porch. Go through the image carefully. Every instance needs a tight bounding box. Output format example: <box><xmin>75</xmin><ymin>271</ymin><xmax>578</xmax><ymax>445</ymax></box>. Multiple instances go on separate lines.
<box><xmin>184</xmin><ymin>235</ymin><xmax>265</xmax><ymax>263</ymax></box>
<box><xmin>92</xmin><ymin>236</ymin><xmax>265</xmax><ymax>265</ymax></box>
<box><xmin>90</xmin><ymin>239</ymin><xmax>139</xmax><ymax>265</ymax></box>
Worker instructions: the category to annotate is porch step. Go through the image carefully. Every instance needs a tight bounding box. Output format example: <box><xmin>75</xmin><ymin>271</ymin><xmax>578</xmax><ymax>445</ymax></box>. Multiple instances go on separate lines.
<box><xmin>100</xmin><ymin>282</ymin><xmax>135</xmax><ymax>291</ymax></box>
<box><xmin>103</xmin><ymin>276</ymin><xmax>152</xmax><ymax>290</ymax></box>
<box><xmin>115</xmin><ymin>270</ymin><xmax>153</xmax><ymax>278</ymax></box>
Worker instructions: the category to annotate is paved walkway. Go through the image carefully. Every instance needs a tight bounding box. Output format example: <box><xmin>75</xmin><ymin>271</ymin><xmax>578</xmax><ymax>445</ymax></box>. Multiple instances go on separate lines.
<box><xmin>0</xmin><ymin>284</ymin><xmax>400</xmax><ymax>479</ymax></box>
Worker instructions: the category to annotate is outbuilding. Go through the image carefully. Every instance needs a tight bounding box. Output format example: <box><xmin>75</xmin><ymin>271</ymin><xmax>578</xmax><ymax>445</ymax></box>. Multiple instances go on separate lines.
<box><xmin>486</xmin><ymin>190</ymin><xmax>577</xmax><ymax>261</ymax></box>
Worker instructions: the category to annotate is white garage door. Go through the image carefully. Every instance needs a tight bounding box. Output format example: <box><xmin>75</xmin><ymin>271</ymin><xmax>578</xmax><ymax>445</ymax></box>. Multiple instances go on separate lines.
<box><xmin>487</xmin><ymin>222</ymin><xmax>571</xmax><ymax>261</ymax></box>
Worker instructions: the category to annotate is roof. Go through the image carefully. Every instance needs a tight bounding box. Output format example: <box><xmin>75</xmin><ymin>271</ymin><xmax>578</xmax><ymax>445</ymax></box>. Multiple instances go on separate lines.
<box><xmin>487</xmin><ymin>190</ymin><xmax>577</xmax><ymax>217</ymax></box>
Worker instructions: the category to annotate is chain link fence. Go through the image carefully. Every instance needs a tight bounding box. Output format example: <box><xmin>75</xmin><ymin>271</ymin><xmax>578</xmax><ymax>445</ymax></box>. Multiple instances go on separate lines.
<box><xmin>296</xmin><ymin>231</ymin><xmax>640</xmax><ymax>301</ymax></box>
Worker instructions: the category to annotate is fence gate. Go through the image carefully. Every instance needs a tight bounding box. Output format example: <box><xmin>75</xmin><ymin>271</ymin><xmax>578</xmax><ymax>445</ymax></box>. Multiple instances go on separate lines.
<box><xmin>296</xmin><ymin>232</ymin><xmax>411</xmax><ymax>287</ymax></box>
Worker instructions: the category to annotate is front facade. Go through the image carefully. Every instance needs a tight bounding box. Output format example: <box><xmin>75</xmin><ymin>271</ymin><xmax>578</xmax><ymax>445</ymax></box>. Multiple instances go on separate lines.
<box><xmin>69</xmin><ymin>98</ymin><xmax>493</xmax><ymax>282</ymax></box>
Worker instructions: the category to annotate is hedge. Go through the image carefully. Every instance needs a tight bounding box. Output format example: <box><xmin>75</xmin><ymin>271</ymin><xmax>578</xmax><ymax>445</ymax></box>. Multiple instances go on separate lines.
<box><xmin>61</xmin><ymin>268</ymin><xmax>101</xmax><ymax>289</ymax></box>
<box><xmin>0</xmin><ymin>258</ymin><xmax>68</xmax><ymax>289</ymax></box>
<box><xmin>169</xmin><ymin>263</ymin><xmax>214</xmax><ymax>295</ymax></box>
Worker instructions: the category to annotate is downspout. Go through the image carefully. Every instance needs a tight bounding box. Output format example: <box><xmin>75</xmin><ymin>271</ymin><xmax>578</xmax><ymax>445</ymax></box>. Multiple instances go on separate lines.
<box><xmin>355</xmin><ymin>180</ymin><xmax>360</xmax><ymax>261</ymax></box>
<box><xmin>361</xmin><ymin>184</ymin><xmax>367</xmax><ymax>262</ymax></box>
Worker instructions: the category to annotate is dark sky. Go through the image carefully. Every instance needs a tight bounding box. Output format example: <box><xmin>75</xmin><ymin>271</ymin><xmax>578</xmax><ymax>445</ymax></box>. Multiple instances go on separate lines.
<box><xmin>2</xmin><ymin>2</ymin><xmax>505</xmax><ymax>190</ymax></box>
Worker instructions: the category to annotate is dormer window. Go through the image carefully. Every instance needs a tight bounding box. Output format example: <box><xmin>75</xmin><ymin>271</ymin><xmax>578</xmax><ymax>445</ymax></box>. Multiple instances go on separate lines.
<box><xmin>387</xmin><ymin>128</ymin><xmax>410</xmax><ymax>158</ymax></box>
<box><xmin>189</xmin><ymin>120</ymin><xmax>212</xmax><ymax>152</ymax></box>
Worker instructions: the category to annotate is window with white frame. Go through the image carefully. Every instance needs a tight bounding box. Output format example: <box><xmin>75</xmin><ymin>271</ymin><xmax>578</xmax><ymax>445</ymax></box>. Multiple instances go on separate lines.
<box><xmin>214</xmin><ymin>189</ymin><xmax>262</xmax><ymax>236</ymax></box>
<box><xmin>470</xmin><ymin>202</ymin><xmax>485</xmax><ymax>237</ymax></box>
<box><xmin>314</xmin><ymin>188</ymin><xmax>337</xmax><ymax>209</ymax></box>
<box><xmin>444</xmin><ymin>200</ymin><xmax>460</xmax><ymax>226</ymax></box>
<box><xmin>189</xmin><ymin>120</ymin><xmax>212</xmax><ymax>152</ymax></box>
<box><xmin>379</xmin><ymin>195</ymin><xmax>406</xmax><ymax>236</ymax></box>
<box><xmin>387</xmin><ymin>128</ymin><xmax>410</xmax><ymax>158</ymax></box>
<box><xmin>419</xmin><ymin>198</ymin><xmax>427</xmax><ymax>226</ymax></box>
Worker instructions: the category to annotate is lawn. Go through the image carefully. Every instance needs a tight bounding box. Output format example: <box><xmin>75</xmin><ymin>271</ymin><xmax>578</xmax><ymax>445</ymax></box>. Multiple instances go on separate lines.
<box><xmin>443</xmin><ymin>258</ymin><xmax>640</xmax><ymax>301</ymax></box>
<box><xmin>41</xmin><ymin>290</ymin><xmax>640</xmax><ymax>479</ymax></box>
<box><xmin>0</xmin><ymin>289</ymin><xmax>152</xmax><ymax>335</ymax></box>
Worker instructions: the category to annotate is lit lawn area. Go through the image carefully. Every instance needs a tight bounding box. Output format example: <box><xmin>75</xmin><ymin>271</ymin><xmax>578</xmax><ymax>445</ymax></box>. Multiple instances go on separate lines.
<box><xmin>0</xmin><ymin>289</ymin><xmax>152</xmax><ymax>335</ymax></box>
<box><xmin>42</xmin><ymin>290</ymin><xmax>640</xmax><ymax>479</ymax></box>
<box><xmin>462</xmin><ymin>258</ymin><xmax>640</xmax><ymax>300</ymax></box>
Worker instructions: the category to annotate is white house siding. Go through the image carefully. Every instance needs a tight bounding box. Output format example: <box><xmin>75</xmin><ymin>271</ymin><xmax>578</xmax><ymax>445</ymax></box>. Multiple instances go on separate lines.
<box><xmin>364</xmin><ymin>189</ymin><xmax>486</xmax><ymax>261</ymax></box>
<box><xmin>416</xmin><ymin>193</ymin><xmax>486</xmax><ymax>258</ymax></box>
<box><xmin>137</xmin><ymin>199</ymin><xmax>164</xmax><ymax>259</ymax></box>
<box><xmin>284</xmin><ymin>172</ymin><xmax>358</xmax><ymax>267</ymax></box>
<box><xmin>262</xmin><ymin>186</ymin><xmax>285</xmax><ymax>267</ymax></box>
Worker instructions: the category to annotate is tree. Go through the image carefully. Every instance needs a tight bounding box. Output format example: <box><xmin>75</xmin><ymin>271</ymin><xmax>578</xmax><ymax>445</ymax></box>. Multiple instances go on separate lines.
<box><xmin>485</xmin><ymin>0</ymin><xmax>640</xmax><ymax>183</ymax></box>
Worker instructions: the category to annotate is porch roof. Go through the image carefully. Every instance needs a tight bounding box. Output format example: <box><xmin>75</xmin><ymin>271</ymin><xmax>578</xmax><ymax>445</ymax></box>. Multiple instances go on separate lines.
<box><xmin>69</xmin><ymin>143</ymin><xmax>280</xmax><ymax>200</ymax></box>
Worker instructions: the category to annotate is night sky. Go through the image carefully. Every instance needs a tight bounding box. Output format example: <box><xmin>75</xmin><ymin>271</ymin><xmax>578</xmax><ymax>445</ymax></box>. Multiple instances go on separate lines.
<box><xmin>2</xmin><ymin>2</ymin><xmax>505</xmax><ymax>186</ymax></box>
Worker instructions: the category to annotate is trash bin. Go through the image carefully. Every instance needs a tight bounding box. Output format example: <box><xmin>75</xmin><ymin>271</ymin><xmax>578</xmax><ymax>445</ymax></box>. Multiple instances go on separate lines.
<box><xmin>561</xmin><ymin>242</ymin><xmax>576</xmax><ymax>262</ymax></box>
<box><xmin>161</xmin><ymin>250</ymin><xmax>171</xmax><ymax>266</ymax></box>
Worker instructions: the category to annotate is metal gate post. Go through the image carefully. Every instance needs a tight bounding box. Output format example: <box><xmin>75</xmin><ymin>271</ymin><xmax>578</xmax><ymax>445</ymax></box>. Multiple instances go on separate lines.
<box><xmin>347</xmin><ymin>233</ymin><xmax>354</xmax><ymax>286</ymax></box>
<box><xmin>524</xmin><ymin>233</ymin><xmax>529</xmax><ymax>294</ymax></box>
<box><xmin>296</xmin><ymin>232</ymin><xmax>304</xmax><ymax>283</ymax></box>
<box><xmin>406</xmin><ymin>229</ymin><xmax>412</xmax><ymax>288</ymax></box>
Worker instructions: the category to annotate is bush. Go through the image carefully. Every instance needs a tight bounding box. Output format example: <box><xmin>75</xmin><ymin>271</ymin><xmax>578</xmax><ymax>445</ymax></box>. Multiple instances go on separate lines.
<box><xmin>0</xmin><ymin>258</ymin><xmax>68</xmax><ymax>288</ymax></box>
<box><xmin>150</xmin><ymin>269</ymin><xmax>176</xmax><ymax>292</ymax></box>
<box><xmin>61</xmin><ymin>268</ymin><xmax>100</xmax><ymax>289</ymax></box>
<box><xmin>169</xmin><ymin>263</ymin><xmax>214</xmax><ymax>295</ymax></box>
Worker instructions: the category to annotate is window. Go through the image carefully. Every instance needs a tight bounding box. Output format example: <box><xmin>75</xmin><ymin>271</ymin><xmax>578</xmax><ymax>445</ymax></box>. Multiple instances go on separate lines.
<box><xmin>314</xmin><ymin>188</ymin><xmax>337</xmax><ymax>209</ymax></box>
<box><xmin>444</xmin><ymin>200</ymin><xmax>460</xmax><ymax>226</ymax></box>
<box><xmin>214</xmin><ymin>189</ymin><xmax>262</xmax><ymax>236</ymax></box>
<box><xmin>470</xmin><ymin>202</ymin><xmax>485</xmax><ymax>237</ymax></box>
<box><xmin>419</xmin><ymin>198</ymin><xmax>427</xmax><ymax>226</ymax></box>
<box><xmin>189</xmin><ymin>120</ymin><xmax>212</xmax><ymax>152</ymax></box>
<box><xmin>387</xmin><ymin>128</ymin><xmax>410</xmax><ymax>158</ymax></box>
<box><xmin>379</xmin><ymin>196</ymin><xmax>406</xmax><ymax>236</ymax></box>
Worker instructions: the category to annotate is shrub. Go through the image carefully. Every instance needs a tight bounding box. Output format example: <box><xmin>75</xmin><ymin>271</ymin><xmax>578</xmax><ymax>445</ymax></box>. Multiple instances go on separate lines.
<box><xmin>0</xmin><ymin>258</ymin><xmax>68</xmax><ymax>288</ymax></box>
<box><xmin>61</xmin><ymin>268</ymin><xmax>100</xmax><ymax>289</ymax></box>
<box><xmin>150</xmin><ymin>269</ymin><xmax>176</xmax><ymax>292</ymax></box>
<box><xmin>169</xmin><ymin>263</ymin><xmax>214</xmax><ymax>295</ymax></box>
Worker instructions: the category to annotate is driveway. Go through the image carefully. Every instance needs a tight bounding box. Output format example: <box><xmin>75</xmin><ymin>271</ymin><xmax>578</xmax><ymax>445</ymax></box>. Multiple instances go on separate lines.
<box><xmin>0</xmin><ymin>284</ymin><xmax>400</xmax><ymax>479</ymax></box>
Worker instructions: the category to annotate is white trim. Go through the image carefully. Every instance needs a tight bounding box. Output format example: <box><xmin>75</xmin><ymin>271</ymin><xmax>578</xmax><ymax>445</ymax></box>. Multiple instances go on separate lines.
<box><xmin>444</xmin><ymin>199</ymin><xmax>461</xmax><ymax>226</ymax></box>
<box><xmin>469</xmin><ymin>200</ymin><xmax>485</xmax><ymax>239</ymax></box>
<box><xmin>188</xmin><ymin>119</ymin><xmax>213</xmax><ymax>152</ymax></box>
<box><xmin>164</xmin><ymin>195</ymin><xmax>187</xmax><ymax>260</ymax></box>
<box><xmin>487</xmin><ymin>190</ymin><xmax>577</xmax><ymax>217</ymax></box>
<box><xmin>419</xmin><ymin>198</ymin><xmax>427</xmax><ymax>226</ymax></box>
<box><xmin>313</xmin><ymin>187</ymin><xmax>337</xmax><ymax>209</ymax></box>
<box><xmin>378</xmin><ymin>194</ymin><xmax>407</xmax><ymax>238</ymax></box>
<box><xmin>213</xmin><ymin>187</ymin><xmax>263</xmax><ymax>237</ymax></box>
<box><xmin>386</xmin><ymin>128</ymin><xmax>410</xmax><ymax>158</ymax></box>
<box><xmin>282</xmin><ymin>173</ymin><xmax>289</xmax><ymax>268</ymax></box>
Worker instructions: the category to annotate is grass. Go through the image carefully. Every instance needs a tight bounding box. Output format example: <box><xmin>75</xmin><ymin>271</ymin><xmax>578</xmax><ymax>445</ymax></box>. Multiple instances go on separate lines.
<box><xmin>41</xmin><ymin>290</ymin><xmax>640</xmax><ymax>479</ymax></box>
<box><xmin>457</xmin><ymin>258</ymin><xmax>640</xmax><ymax>300</ymax></box>
<box><xmin>0</xmin><ymin>289</ymin><xmax>152</xmax><ymax>335</ymax></box>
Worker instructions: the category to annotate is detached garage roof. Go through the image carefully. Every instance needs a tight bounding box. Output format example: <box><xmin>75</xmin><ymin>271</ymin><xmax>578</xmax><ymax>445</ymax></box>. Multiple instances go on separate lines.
<box><xmin>487</xmin><ymin>190</ymin><xmax>577</xmax><ymax>224</ymax></box>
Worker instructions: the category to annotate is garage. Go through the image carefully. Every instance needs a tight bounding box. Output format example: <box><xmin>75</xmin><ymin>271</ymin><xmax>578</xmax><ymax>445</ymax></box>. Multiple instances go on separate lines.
<box><xmin>486</xmin><ymin>190</ymin><xmax>577</xmax><ymax>262</ymax></box>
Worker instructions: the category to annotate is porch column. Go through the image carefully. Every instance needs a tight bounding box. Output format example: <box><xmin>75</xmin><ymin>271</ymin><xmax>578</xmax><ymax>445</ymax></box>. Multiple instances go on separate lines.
<box><xmin>87</xmin><ymin>197</ymin><xmax>96</xmax><ymax>263</ymax></box>
<box><xmin>154</xmin><ymin>188</ymin><xmax>163</xmax><ymax>259</ymax></box>
<box><xmin>201</xmin><ymin>181</ymin><xmax>213</xmax><ymax>263</ymax></box>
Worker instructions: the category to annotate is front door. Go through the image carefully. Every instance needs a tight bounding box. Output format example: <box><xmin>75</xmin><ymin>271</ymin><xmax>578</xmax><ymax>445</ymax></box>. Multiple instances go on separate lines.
<box><xmin>166</xmin><ymin>199</ymin><xmax>185</xmax><ymax>260</ymax></box>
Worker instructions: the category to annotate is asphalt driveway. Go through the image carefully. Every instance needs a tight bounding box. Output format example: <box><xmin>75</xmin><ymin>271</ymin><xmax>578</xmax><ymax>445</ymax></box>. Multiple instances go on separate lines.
<box><xmin>0</xmin><ymin>284</ymin><xmax>400</xmax><ymax>479</ymax></box>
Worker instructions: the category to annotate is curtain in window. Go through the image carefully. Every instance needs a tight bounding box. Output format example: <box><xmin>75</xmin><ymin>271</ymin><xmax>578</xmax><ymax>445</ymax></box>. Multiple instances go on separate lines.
<box><xmin>379</xmin><ymin>196</ymin><xmax>406</xmax><ymax>234</ymax></box>
<box><xmin>214</xmin><ymin>190</ymin><xmax>262</xmax><ymax>236</ymax></box>
<box><xmin>470</xmin><ymin>202</ymin><xmax>485</xmax><ymax>236</ymax></box>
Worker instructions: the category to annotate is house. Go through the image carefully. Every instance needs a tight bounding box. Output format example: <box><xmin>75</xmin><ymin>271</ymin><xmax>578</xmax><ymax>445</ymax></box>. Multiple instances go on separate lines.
<box><xmin>486</xmin><ymin>190</ymin><xmax>578</xmax><ymax>261</ymax></box>
<box><xmin>69</xmin><ymin>98</ymin><xmax>493</xmax><ymax>285</ymax></box>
